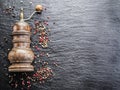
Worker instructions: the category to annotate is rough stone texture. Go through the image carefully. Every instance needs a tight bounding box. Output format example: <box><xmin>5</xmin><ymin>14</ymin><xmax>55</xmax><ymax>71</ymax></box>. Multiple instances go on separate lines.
<box><xmin>0</xmin><ymin>0</ymin><xmax>120</xmax><ymax>90</ymax></box>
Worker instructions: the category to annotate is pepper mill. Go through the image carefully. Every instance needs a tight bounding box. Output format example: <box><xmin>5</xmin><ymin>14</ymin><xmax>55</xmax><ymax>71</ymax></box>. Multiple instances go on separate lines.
<box><xmin>8</xmin><ymin>5</ymin><xmax>43</xmax><ymax>72</ymax></box>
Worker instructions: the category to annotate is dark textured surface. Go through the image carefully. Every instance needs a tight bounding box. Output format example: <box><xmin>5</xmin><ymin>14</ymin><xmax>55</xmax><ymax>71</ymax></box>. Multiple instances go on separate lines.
<box><xmin>0</xmin><ymin>0</ymin><xmax>120</xmax><ymax>90</ymax></box>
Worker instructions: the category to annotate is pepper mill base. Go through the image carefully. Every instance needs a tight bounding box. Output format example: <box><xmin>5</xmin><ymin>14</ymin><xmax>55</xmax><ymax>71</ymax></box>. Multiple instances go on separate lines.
<box><xmin>8</xmin><ymin>63</ymin><xmax>34</xmax><ymax>72</ymax></box>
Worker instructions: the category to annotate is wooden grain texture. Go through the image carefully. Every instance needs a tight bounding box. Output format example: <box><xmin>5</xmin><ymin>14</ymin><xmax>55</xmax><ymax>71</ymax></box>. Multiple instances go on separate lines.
<box><xmin>0</xmin><ymin>0</ymin><xmax>120</xmax><ymax>90</ymax></box>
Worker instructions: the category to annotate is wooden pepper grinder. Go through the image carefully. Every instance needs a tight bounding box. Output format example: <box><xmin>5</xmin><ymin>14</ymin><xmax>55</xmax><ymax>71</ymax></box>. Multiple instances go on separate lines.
<box><xmin>8</xmin><ymin>5</ymin><xmax>43</xmax><ymax>72</ymax></box>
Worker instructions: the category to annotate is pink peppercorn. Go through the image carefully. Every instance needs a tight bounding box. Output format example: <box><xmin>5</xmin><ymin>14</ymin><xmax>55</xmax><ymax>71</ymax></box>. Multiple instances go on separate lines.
<box><xmin>44</xmin><ymin>21</ymin><xmax>48</xmax><ymax>25</ymax></box>
<box><xmin>27</xmin><ymin>81</ymin><xmax>31</xmax><ymax>85</ymax></box>
<box><xmin>22</xmin><ymin>80</ymin><xmax>25</xmax><ymax>85</ymax></box>
<box><xmin>34</xmin><ymin>21</ymin><xmax>39</xmax><ymax>25</ymax></box>
<box><xmin>34</xmin><ymin>56</ymin><xmax>37</xmax><ymax>59</ymax></box>
<box><xmin>39</xmin><ymin>37</ymin><xmax>44</xmax><ymax>42</ymax></box>
<box><xmin>33</xmin><ymin>31</ymin><xmax>37</xmax><ymax>34</ymax></box>
<box><xmin>39</xmin><ymin>77</ymin><xmax>43</xmax><ymax>81</ymax></box>
<box><xmin>37</xmin><ymin>47</ymin><xmax>40</xmax><ymax>51</ymax></box>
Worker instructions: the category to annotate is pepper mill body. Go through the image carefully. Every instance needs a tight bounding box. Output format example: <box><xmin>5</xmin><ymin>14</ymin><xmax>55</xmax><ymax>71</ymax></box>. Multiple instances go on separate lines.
<box><xmin>8</xmin><ymin>5</ymin><xmax>43</xmax><ymax>72</ymax></box>
<box><xmin>8</xmin><ymin>21</ymin><xmax>34</xmax><ymax>72</ymax></box>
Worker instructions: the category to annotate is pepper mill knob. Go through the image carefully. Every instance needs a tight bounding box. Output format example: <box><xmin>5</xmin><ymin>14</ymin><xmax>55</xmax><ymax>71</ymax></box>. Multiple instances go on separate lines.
<box><xmin>35</xmin><ymin>5</ymin><xmax>43</xmax><ymax>12</ymax></box>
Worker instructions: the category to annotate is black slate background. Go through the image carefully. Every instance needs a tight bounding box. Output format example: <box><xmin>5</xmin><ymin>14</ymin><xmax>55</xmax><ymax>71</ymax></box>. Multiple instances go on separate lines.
<box><xmin>0</xmin><ymin>0</ymin><xmax>120</xmax><ymax>90</ymax></box>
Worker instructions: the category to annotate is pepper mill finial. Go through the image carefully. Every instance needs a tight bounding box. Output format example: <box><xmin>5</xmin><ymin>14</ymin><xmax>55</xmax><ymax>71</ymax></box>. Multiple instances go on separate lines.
<box><xmin>20</xmin><ymin>7</ymin><xmax>24</xmax><ymax>21</ymax></box>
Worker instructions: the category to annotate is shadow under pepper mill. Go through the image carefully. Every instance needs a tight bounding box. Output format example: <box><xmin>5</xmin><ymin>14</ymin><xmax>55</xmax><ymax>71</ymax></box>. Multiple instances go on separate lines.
<box><xmin>8</xmin><ymin>5</ymin><xmax>43</xmax><ymax>72</ymax></box>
